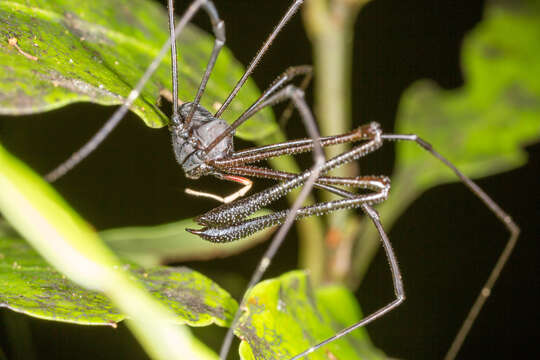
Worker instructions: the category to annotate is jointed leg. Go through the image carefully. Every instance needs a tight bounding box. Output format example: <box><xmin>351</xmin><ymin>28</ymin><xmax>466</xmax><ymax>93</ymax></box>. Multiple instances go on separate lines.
<box><xmin>211</xmin><ymin>123</ymin><xmax>377</xmax><ymax>167</ymax></box>
<box><xmin>190</xmin><ymin>148</ymin><xmax>390</xmax><ymax>242</ymax></box>
<box><xmin>381</xmin><ymin>133</ymin><xmax>519</xmax><ymax>360</ymax></box>
<box><xmin>192</xmin><ymin>132</ymin><xmax>389</xmax><ymax>241</ymax></box>
<box><xmin>198</xmin><ymin>119</ymin><xmax>382</xmax><ymax>227</ymax></box>
<box><xmin>188</xmin><ymin>177</ymin><xmax>389</xmax><ymax>242</ymax></box>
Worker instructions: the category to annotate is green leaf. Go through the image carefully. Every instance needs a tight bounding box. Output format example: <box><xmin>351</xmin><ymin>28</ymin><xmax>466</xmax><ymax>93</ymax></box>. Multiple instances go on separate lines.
<box><xmin>0</xmin><ymin>0</ymin><xmax>277</xmax><ymax>140</ymax></box>
<box><xmin>100</xmin><ymin>213</ymin><xmax>272</xmax><ymax>267</ymax></box>
<box><xmin>352</xmin><ymin>0</ymin><xmax>540</xmax><ymax>286</ymax></box>
<box><xmin>237</xmin><ymin>271</ymin><xmax>385</xmax><ymax>360</ymax></box>
<box><xmin>0</xmin><ymin>142</ymin><xmax>218</xmax><ymax>360</ymax></box>
<box><xmin>0</xmin><ymin>236</ymin><xmax>237</xmax><ymax>327</ymax></box>
<box><xmin>395</xmin><ymin>0</ymin><xmax>540</xmax><ymax>190</ymax></box>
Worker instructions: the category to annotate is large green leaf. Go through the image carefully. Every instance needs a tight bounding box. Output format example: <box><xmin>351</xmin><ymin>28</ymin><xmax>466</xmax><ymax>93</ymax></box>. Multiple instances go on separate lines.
<box><xmin>0</xmin><ymin>0</ymin><xmax>277</xmax><ymax>140</ymax></box>
<box><xmin>352</xmin><ymin>0</ymin><xmax>540</xmax><ymax>284</ymax></box>
<box><xmin>395</xmin><ymin>0</ymin><xmax>540</xmax><ymax>190</ymax></box>
<box><xmin>0</xmin><ymin>236</ymin><xmax>237</xmax><ymax>327</ymax></box>
<box><xmin>237</xmin><ymin>271</ymin><xmax>384</xmax><ymax>360</ymax></box>
<box><xmin>0</xmin><ymin>142</ymin><xmax>218</xmax><ymax>360</ymax></box>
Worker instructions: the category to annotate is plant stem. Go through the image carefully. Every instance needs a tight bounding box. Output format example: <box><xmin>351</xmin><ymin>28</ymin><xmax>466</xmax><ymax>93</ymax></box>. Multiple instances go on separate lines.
<box><xmin>303</xmin><ymin>0</ymin><xmax>371</xmax><ymax>283</ymax></box>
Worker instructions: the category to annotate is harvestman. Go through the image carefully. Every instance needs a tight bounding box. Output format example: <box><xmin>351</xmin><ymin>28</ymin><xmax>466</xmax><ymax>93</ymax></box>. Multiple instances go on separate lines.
<box><xmin>44</xmin><ymin>1</ymin><xmax>519</xmax><ymax>359</ymax></box>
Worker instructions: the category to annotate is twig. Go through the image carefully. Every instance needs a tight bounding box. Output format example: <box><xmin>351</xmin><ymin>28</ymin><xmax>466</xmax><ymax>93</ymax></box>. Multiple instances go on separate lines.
<box><xmin>8</xmin><ymin>37</ymin><xmax>38</xmax><ymax>61</ymax></box>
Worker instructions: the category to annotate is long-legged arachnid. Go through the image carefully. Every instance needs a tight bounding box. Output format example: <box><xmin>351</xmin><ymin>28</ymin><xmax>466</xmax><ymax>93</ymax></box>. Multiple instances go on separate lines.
<box><xmin>40</xmin><ymin>1</ymin><xmax>522</xmax><ymax>360</ymax></box>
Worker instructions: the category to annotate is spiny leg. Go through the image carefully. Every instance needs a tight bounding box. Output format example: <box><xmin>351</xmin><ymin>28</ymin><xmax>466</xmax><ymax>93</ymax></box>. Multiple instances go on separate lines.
<box><xmin>44</xmin><ymin>0</ymin><xmax>216</xmax><ymax>182</ymax></box>
<box><xmin>189</xmin><ymin>176</ymin><xmax>390</xmax><ymax>242</ymax></box>
<box><xmin>193</xmin><ymin>170</ymin><xmax>389</xmax><ymax>231</ymax></box>
<box><xmin>225</xmin><ymin>166</ymin><xmax>391</xmax><ymax>215</ymax></box>
<box><xmin>198</xmin><ymin>121</ymin><xmax>382</xmax><ymax>227</ymax></box>
<box><xmin>218</xmin><ymin>84</ymin><xmax>325</xmax><ymax>360</ymax></box>
<box><xmin>381</xmin><ymin>134</ymin><xmax>520</xmax><ymax>360</ymax></box>
<box><xmin>188</xmin><ymin>173</ymin><xmax>392</xmax><ymax>358</ymax></box>
<box><xmin>212</xmin><ymin>123</ymin><xmax>377</xmax><ymax>167</ymax></box>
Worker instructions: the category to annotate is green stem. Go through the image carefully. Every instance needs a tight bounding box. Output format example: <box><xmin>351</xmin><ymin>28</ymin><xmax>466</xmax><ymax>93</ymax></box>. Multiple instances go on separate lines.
<box><xmin>303</xmin><ymin>0</ymin><xmax>371</xmax><ymax>283</ymax></box>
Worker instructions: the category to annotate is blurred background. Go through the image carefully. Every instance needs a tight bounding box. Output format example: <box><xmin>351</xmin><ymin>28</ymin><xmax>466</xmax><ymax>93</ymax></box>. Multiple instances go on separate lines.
<box><xmin>1</xmin><ymin>0</ymin><xmax>538</xmax><ymax>359</ymax></box>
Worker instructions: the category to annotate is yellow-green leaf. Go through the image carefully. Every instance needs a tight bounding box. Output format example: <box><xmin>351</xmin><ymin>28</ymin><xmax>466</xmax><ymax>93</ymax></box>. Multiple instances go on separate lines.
<box><xmin>237</xmin><ymin>271</ymin><xmax>385</xmax><ymax>360</ymax></box>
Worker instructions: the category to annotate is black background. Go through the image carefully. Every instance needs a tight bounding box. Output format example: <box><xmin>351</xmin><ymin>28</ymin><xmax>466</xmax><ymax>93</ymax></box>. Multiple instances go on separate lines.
<box><xmin>1</xmin><ymin>0</ymin><xmax>539</xmax><ymax>359</ymax></box>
